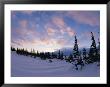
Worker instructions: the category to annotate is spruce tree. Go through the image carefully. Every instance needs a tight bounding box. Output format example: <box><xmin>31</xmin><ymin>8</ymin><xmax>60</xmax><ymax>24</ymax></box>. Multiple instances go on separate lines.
<box><xmin>82</xmin><ymin>48</ymin><xmax>87</xmax><ymax>63</ymax></box>
<box><xmin>33</xmin><ymin>49</ymin><xmax>36</xmax><ymax>58</ymax></box>
<box><xmin>11</xmin><ymin>47</ymin><xmax>16</xmax><ymax>51</ymax></box>
<box><xmin>97</xmin><ymin>38</ymin><xmax>100</xmax><ymax>62</ymax></box>
<box><xmin>47</xmin><ymin>52</ymin><xmax>50</xmax><ymax>59</ymax></box>
<box><xmin>79</xmin><ymin>51</ymin><xmax>82</xmax><ymax>59</ymax></box>
<box><xmin>73</xmin><ymin>35</ymin><xmax>79</xmax><ymax>60</ymax></box>
<box><xmin>16</xmin><ymin>48</ymin><xmax>19</xmax><ymax>54</ymax></box>
<box><xmin>88</xmin><ymin>32</ymin><xmax>97</xmax><ymax>63</ymax></box>
<box><xmin>25</xmin><ymin>48</ymin><xmax>28</xmax><ymax>56</ymax></box>
<box><xmin>78</xmin><ymin>51</ymin><xmax>84</xmax><ymax>68</ymax></box>
<box><xmin>97</xmin><ymin>32</ymin><xmax>100</xmax><ymax>62</ymax></box>
<box><xmin>60</xmin><ymin>52</ymin><xmax>64</xmax><ymax>60</ymax></box>
<box><xmin>68</xmin><ymin>54</ymin><xmax>73</xmax><ymax>63</ymax></box>
<box><xmin>51</xmin><ymin>52</ymin><xmax>54</xmax><ymax>59</ymax></box>
<box><xmin>36</xmin><ymin>50</ymin><xmax>39</xmax><ymax>57</ymax></box>
<box><xmin>58</xmin><ymin>50</ymin><xmax>61</xmax><ymax>59</ymax></box>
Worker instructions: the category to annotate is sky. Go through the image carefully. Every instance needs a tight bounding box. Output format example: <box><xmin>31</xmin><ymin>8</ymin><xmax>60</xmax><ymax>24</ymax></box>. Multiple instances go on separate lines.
<box><xmin>11</xmin><ymin>11</ymin><xmax>100</xmax><ymax>52</ymax></box>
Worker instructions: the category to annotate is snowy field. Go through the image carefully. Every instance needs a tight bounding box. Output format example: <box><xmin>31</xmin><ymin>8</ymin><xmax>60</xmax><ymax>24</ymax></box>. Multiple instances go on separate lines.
<box><xmin>11</xmin><ymin>52</ymin><xmax>100</xmax><ymax>77</ymax></box>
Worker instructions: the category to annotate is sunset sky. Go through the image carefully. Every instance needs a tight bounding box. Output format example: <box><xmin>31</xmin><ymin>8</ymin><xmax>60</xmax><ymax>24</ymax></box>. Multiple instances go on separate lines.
<box><xmin>11</xmin><ymin>11</ymin><xmax>100</xmax><ymax>52</ymax></box>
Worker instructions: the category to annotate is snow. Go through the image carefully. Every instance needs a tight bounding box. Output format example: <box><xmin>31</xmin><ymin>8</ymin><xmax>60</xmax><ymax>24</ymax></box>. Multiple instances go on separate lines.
<box><xmin>11</xmin><ymin>52</ymin><xmax>100</xmax><ymax>77</ymax></box>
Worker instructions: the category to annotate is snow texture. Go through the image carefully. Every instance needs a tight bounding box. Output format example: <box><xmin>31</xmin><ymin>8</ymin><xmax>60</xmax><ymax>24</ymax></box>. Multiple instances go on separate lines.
<box><xmin>11</xmin><ymin>52</ymin><xmax>100</xmax><ymax>77</ymax></box>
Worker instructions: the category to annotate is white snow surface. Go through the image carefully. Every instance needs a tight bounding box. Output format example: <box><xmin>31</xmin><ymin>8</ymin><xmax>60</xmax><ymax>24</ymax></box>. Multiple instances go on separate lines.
<box><xmin>11</xmin><ymin>52</ymin><xmax>100</xmax><ymax>77</ymax></box>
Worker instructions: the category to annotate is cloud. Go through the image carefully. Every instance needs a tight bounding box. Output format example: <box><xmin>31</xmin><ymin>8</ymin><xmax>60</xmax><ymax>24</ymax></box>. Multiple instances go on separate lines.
<box><xmin>25</xmin><ymin>37</ymin><xmax>63</xmax><ymax>52</ymax></box>
<box><xmin>35</xmin><ymin>37</ymin><xmax>65</xmax><ymax>49</ymax></box>
<box><xmin>57</xmin><ymin>39</ymin><xmax>66</xmax><ymax>46</ymax></box>
<box><xmin>51</xmin><ymin>17</ymin><xmax>65</xmax><ymax>34</ymax></box>
<box><xmin>66</xmin><ymin>27</ymin><xmax>75</xmax><ymax>37</ymax></box>
<box><xmin>67</xmin><ymin>11</ymin><xmax>100</xmax><ymax>27</ymax></box>
<box><xmin>52</xmin><ymin>17</ymin><xmax>64</xmax><ymax>26</ymax></box>
<box><xmin>52</xmin><ymin>16</ymin><xmax>66</xmax><ymax>29</ymax></box>
<box><xmin>12</xmin><ymin>24</ymin><xmax>38</xmax><ymax>47</ymax></box>
<box><xmin>12</xmin><ymin>29</ymin><xmax>67</xmax><ymax>52</ymax></box>
<box><xmin>19</xmin><ymin>20</ymin><xmax>28</xmax><ymax>28</ymax></box>
<box><xmin>15</xmin><ymin>27</ymin><xmax>37</xmax><ymax>37</ymax></box>
<box><xmin>11</xmin><ymin>40</ymin><xmax>23</xmax><ymax>47</ymax></box>
<box><xmin>17</xmin><ymin>19</ymin><xmax>39</xmax><ymax>37</ymax></box>
<box><xmin>11</xmin><ymin>11</ymin><xmax>99</xmax><ymax>52</ymax></box>
<box><xmin>40</xmin><ymin>37</ymin><xmax>50</xmax><ymax>45</ymax></box>
<box><xmin>52</xmin><ymin>16</ymin><xmax>75</xmax><ymax>36</ymax></box>
<box><xmin>46</xmin><ymin>27</ymin><xmax>57</xmax><ymax>36</ymax></box>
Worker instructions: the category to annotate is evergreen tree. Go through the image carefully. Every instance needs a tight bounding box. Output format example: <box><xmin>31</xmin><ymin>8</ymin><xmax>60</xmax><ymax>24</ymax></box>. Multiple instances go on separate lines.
<box><xmin>11</xmin><ymin>47</ymin><xmax>16</xmax><ymax>51</ymax></box>
<box><xmin>32</xmin><ymin>49</ymin><xmax>35</xmax><ymax>53</ymax></box>
<box><xmin>97</xmin><ymin>38</ymin><xmax>100</xmax><ymax>62</ymax></box>
<box><xmin>68</xmin><ymin>54</ymin><xmax>73</xmax><ymax>63</ymax></box>
<box><xmin>53</xmin><ymin>53</ymin><xmax>57</xmax><ymax>59</ymax></box>
<box><xmin>73</xmin><ymin>35</ymin><xmax>79</xmax><ymax>60</ymax></box>
<box><xmin>51</xmin><ymin>52</ymin><xmax>54</xmax><ymax>59</ymax></box>
<box><xmin>60</xmin><ymin>52</ymin><xmax>64</xmax><ymax>60</ymax></box>
<box><xmin>25</xmin><ymin>48</ymin><xmax>29</xmax><ymax>56</ymax></box>
<box><xmin>82</xmin><ymin>48</ymin><xmax>88</xmax><ymax>63</ymax></box>
<box><xmin>88</xmin><ymin>32</ymin><xmax>97</xmax><ymax>63</ymax></box>
<box><xmin>32</xmin><ymin>49</ymin><xmax>37</xmax><ymax>58</ymax></box>
<box><xmin>41</xmin><ymin>52</ymin><xmax>46</xmax><ymax>60</ymax></box>
<box><xmin>51</xmin><ymin>52</ymin><xmax>57</xmax><ymax>59</ymax></box>
<box><xmin>79</xmin><ymin>51</ymin><xmax>82</xmax><ymax>59</ymax></box>
<box><xmin>58</xmin><ymin>50</ymin><xmax>61</xmax><ymax>59</ymax></box>
<box><xmin>47</xmin><ymin>52</ymin><xmax>51</xmax><ymax>59</ymax></box>
<box><xmin>16</xmin><ymin>48</ymin><xmax>19</xmax><ymax>54</ymax></box>
<box><xmin>36</xmin><ymin>50</ymin><xmax>39</xmax><ymax>57</ymax></box>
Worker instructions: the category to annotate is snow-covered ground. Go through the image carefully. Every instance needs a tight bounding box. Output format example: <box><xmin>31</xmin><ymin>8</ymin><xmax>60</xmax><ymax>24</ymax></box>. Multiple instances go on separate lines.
<box><xmin>11</xmin><ymin>52</ymin><xmax>100</xmax><ymax>77</ymax></box>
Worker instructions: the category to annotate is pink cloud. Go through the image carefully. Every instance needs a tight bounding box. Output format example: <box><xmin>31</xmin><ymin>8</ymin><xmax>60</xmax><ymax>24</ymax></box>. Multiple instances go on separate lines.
<box><xmin>52</xmin><ymin>16</ymin><xmax>66</xmax><ymax>34</ymax></box>
<box><xmin>17</xmin><ymin>20</ymin><xmax>39</xmax><ymax>37</ymax></box>
<box><xmin>12</xmin><ymin>35</ymin><xmax>65</xmax><ymax>52</ymax></box>
<box><xmin>46</xmin><ymin>16</ymin><xmax>66</xmax><ymax>35</ymax></box>
<box><xmin>67</xmin><ymin>11</ymin><xmax>99</xmax><ymax>27</ymax></box>
<box><xmin>52</xmin><ymin>16</ymin><xmax>76</xmax><ymax>36</ymax></box>
<box><xmin>57</xmin><ymin>39</ymin><xmax>66</xmax><ymax>46</ymax></box>
<box><xmin>19</xmin><ymin>20</ymin><xmax>28</xmax><ymax>28</ymax></box>
<box><xmin>60</xmin><ymin>29</ymin><xmax>65</xmax><ymax>34</ymax></box>
<box><xmin>52</xmin><ymin>16</ymin><xmax>66</xmax><ymax>29</ymax></box>
<box><xmin>13</xmin><ymin>27</ymin><xmax>38</xmax><ymax>45</ymax></box>
<box><xmin>11</xmin><ymin>40</ymin><xmax>23</xmax><ymax>47</ymax></box>
<box><xmin>46</xmin><ymin>27</ymin><xmax>56</xmax><ymax>36</ymax></box>
<box><xmin>40</xmin><ymin>37</ymin><xmax>50</xmax><ymax>45</ymax></box>
<box><xmin>39</xmin><ymin>37</ymin><xmax>66</xmax><ymax>47</ymax></box>
<box><xmin>15</xmin><ymin>28</ymin><xmax>37</xmax><ymax>37</ymax></box>
<box><xmin>66</xmin><ymin>27</ymin><xmax>75</xmax><ymax>37</ymax></box>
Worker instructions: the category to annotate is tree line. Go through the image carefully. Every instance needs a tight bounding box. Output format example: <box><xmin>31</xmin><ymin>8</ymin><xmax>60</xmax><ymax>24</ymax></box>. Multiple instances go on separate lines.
<box><xmin>11</xmin><ymin>47</ymin><xmax>64</xmax><ymax>60</ymax></box>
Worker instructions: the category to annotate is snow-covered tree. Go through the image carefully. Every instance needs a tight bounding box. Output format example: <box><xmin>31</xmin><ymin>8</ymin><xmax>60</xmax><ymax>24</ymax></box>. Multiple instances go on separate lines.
<box><xmin>47</xmin><ymin>52</ymin><xmax>51</xmax><ymax>59</ymax></box>
<box><xmin>36</xmin><ymin>50</ymin><xmax>39</xmax><ymax>57</ymax></box>
<box><xmin>83</xmin><ymin>48</ymin><xmax>87</xmax><ymax>60</ymax></box>
<box><xmin>60</xmin><ymin>52</ymin><xmax>64</xmax><ymax>60</ymax></box>
<box><xmin>73</xmin><ymin>36</ymin><xmax>79</xmax><ymax>60</ymax></box>
<box><xmin>82</xmin><ymin>48</ymin><xmax>88</xmax><ymax>64</ymax></box>
<box><xmin>58</xmin><ymin>50</ymin><xmax>61</xmax><ymax>59</ymax></box>
<box><xmin>97</xmin><ymin>38</ymin><xmax>100</xmax><ymax>63</ymax></box>
<box><xmin>88</xmin><ymin>32</ymin><xmax>97</xmax><ymax>63</ymax></box>
<box><xmin>11</xmin><ymin>47</ymin><xmax>16</xmax><ymax>51</ymax></box>
<box><xmin>68</xmin><ymin>54</ymin><xmax>73</xmax><ymax>63</ymax></box>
